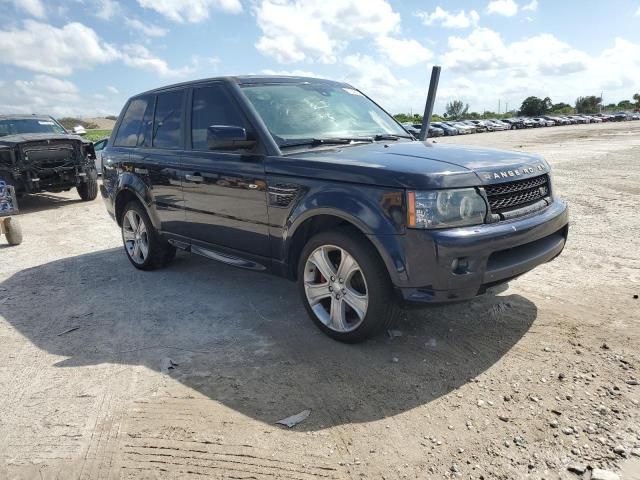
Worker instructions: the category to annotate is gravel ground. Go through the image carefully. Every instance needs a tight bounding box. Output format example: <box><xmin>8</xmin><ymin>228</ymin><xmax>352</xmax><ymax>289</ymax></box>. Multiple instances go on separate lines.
<box><xmin>0</xmin><ymin>121</ymin><xmax>639</xmax><ymax>479</ymax></box>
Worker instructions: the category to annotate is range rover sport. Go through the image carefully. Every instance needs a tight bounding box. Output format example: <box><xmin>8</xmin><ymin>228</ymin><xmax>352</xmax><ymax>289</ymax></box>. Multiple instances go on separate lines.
<box><xmin>101</xmin><ymin>76</ymin><xmax>568</xmax><ymax>342</ymax></box>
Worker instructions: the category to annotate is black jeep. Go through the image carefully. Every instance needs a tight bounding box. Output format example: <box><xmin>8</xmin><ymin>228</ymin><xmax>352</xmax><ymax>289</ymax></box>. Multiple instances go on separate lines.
<box><xmin>0</xmin><ymin>115</ymin><xmax>98</xmax><ymax>201</ymax></box>
<box><xmin>102</xmin><ymin>76</ymin><xmax>568</xmax><ymax>343</ymax></box>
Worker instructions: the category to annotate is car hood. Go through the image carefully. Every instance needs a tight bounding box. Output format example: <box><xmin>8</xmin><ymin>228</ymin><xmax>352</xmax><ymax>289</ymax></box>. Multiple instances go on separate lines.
<box><xmin>267</xmin><ymin>141</ymin><xmax>550</xmax><ymax>190</ymax></box>
<box><xmin>0</xmin><ymin>133</ymin><xmax>88</xmax><ymax>146</ymax></box>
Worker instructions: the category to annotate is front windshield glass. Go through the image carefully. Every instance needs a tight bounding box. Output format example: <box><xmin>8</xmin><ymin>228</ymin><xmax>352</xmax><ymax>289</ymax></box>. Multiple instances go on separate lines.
<box><xmin>0</xmin><ymin>118</ymin><xmax>66</xmax><ymax>137</ymax></box>
<box><xmin>241</xmin><ymin>83</ymin><xmax>407</xmax><ymax>145</ymax></box>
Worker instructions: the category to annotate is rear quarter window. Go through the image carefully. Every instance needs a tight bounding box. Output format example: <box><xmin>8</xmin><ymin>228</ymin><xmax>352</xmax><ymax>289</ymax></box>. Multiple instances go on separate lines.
<box><xmin>114</xmin><ymin>98</ymin><xmax>149</xmax><ymax>147</ymax></box>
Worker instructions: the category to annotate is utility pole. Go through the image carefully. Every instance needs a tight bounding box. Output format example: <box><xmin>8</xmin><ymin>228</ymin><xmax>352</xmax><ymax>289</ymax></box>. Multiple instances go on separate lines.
<box><xmin>418</xmin><ymin>66</ymin><xmax>441</xmax><ymax>141</ymax></box>
<box><xmin>498</xmin><ymin>99</ymin><xmax>501</xmax><ymax>115</ymax></box>
<box><xmin>505</xmin><ymin>102</ymin><xmax>509</xmax><ymax>114</ymax></box>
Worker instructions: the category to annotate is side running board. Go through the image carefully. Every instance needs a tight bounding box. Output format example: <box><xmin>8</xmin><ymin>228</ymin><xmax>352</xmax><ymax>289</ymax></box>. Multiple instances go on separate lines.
<box><xmin>167</xmin><ymin>239</ymin><xmax>267</xmax><ymax>271</ymax></box>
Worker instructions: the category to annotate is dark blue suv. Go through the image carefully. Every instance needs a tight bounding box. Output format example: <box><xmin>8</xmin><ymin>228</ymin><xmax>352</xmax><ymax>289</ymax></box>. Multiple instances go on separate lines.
<box><xmin>101</xmin><ymin>76</ymin><xmax>568</xmax><ymax>342</ymax></box>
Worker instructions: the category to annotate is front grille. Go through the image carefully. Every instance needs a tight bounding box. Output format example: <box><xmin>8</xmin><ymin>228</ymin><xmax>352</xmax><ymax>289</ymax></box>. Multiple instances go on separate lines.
<box><xmin>485</xmin><ymin>174</ymin><xmax>550</xmax><ymax>213</ymax></box>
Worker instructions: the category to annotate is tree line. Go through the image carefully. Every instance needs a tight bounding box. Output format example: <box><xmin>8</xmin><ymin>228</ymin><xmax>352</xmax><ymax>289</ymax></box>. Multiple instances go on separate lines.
<box><xmin>395</xmin><ymin>93</ymin><xmax>640</xmax><ymax>122</ymax></box>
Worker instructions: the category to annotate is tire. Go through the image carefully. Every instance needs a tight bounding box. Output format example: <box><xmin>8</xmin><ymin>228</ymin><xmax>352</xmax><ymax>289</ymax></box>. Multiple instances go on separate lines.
<box><xmin>297</xmin><ymin>229</ymin><xmax>400</xmax><ymax>343</ymax></box>
<box><xmin>3</xmin><ymin>217</ymin><xmax>22</xmax><ymax>245</ymax></box>
<box><xmin>120</xmin><ymin>201</ymin><xmax>176</xmax><ymax>270</ymax></box>
<box><xmin>77</xmin><ymin>168</ymin><xmax>98</xmax><ymax>201</ymax></box>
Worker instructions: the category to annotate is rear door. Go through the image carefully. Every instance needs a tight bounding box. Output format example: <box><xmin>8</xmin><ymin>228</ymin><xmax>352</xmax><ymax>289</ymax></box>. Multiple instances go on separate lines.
<box><xmin>181</xmin><ymin>82</ymin><xmax>270</xmax><ymax>258</ymax></box>
<box><xmin>129</xmin><ymin>90</ymin><xmax>188</xmax><ymax>236</ymax></box>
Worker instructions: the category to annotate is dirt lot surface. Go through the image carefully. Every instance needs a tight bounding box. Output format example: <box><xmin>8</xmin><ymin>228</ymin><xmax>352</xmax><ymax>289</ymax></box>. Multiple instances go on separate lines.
<box><xmin>1</xmin><ymin>122</ymin><xmax>639</xmax><ymax>479</ymax></box>
<box><xmin>85</xmin><ymin>118</ymin><xmax>116</xmax><ymax>130</ymax></box>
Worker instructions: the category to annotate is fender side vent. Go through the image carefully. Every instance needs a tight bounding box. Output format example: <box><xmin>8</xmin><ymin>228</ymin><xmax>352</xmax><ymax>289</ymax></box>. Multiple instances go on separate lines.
<box><xmin>268</xmin><ymin>183</ymin><xmax>299</xmax><ymax>208</ymax></box>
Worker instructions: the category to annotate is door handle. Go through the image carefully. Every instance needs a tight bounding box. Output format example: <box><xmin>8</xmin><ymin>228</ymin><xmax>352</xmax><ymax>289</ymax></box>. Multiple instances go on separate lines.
<box><xmin>185</xmin><ymin>173</ymin><xmax>204</xmax><ymax>183</ymax></box>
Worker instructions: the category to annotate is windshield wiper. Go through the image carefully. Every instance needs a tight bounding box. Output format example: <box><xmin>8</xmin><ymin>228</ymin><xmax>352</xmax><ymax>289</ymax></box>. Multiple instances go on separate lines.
<box><xmin>280</xmin><ymin>137</ymin><xmax>375</xmax><ymax>149</ymax></box>
<box><xmin>373</xmin><ymin>133</ymin><xmax>413</xmax><ymax>141</ymax></box>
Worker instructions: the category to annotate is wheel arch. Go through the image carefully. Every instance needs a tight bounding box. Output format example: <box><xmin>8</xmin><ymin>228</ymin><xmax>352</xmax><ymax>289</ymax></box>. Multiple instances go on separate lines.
<box><xmin>284</xmin><ymin>210</ymin><xmax>406</xmax><ymax>284</ymax></box>
<box><xmin>112</xmin><ymin>171</ymin><xmax>161</xmax><ymax>228</ymax></box>
<box><xmin>114</xmin><ymin>185</ymin><xmax>160</xmax><ymax>230</ymax></box>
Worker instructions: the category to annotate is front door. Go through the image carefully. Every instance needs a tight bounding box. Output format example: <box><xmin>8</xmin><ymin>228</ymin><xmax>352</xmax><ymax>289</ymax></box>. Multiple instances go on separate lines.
<box><xmin>181</xmin><ymin>83</ymin><xmax>270</xmax><ymax>259</ymax></box>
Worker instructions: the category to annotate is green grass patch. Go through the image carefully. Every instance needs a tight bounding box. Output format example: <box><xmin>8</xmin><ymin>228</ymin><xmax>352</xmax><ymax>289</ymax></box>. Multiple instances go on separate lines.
<box><xmin>84</xmin><ymin>130</ymin><xmax>111</xmax><ymax>142</ymax></box>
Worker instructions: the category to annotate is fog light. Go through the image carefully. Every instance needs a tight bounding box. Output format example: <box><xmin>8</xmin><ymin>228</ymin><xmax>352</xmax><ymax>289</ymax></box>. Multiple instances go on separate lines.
<box><xmin>452</xmin><ymin>257</ymin><xmax>470</xmax><ymax>274</ymax></box>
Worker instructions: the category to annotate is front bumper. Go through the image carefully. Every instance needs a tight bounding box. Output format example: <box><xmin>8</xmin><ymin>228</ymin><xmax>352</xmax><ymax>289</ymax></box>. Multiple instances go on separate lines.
<box><xmin>5</xmin><ymin>163</ymin><xmax>95</xmax><ymax>194</ymax></box>
<box><xmin>395</xmin><ymin>199</ymin><xmax>568</xmax><ymax>304</ymax></box>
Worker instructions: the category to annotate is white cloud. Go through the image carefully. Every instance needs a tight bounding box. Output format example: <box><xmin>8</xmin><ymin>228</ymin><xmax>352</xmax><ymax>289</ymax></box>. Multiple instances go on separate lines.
<box><xmin>254</xmin><ymin>0</ymin><xmax>400</xmax><ymax>63</ymax></box>
<box><xmin>434</xmin><ymin>30</ymin><xmax>640</xmax><ymax>114</ymax></box>
<box><xmin>442</xmin><ymin>28</ymin><xmax>590</xmax><ymax>76</ymax></box>
<box><xmin>0</xmin><ymin>75</ymin><xmax>115</xmax><ymax>117</ymax></box>
<box><xmin>416</xmin><ymin>7</ymin><xmax>480</xmax><ymax>29</ymax></box>
<box><xmin>0</xmin><ymin>20</ymin><xmax>119</xmax><ymax>76</ymax></box>
<box><xmin>0</xmin><ymin>0</ymin><xmax>45</xmax><ymax>18</ymax></box>
<box><xmin>260</xmin><ymin>69</ymin><xmax>321</xmax><ymax>78</ymax></box>
<box><xmin>340</xmin><ymin>54</ymin><xmax>422</xmax><ymax>113</ymax></box>
<box><xmin>94</xmin><ymin>0</ymin><xmax>121</xmax><ymax>20</ymax></box>
<box><xmin>522</xmin><ymin>0</ymin><xmax>538</xmax><ymax>12</ymax></box>
<box><xmin>588</xmin><ymin>38</ymin><xmax>640</xmax><ymax>92</ymax></box>
<box><xmin>125</xmin><ymin>18</ymin><xmax>168</xmax><ymax>37</ymax></box>
<box><xmin>487</xmin><ymin>0</ymin><xmax>518</xmax><ymax>16</ymax></box>
<box><xmin>106</xmin><ymin>85</ymin><xmax>119</xmax><ymax>94</ymax></box>
<box><xmin>137</xmin><ymin>0</ymin><xmax>242</xmax><ymax>23</ymax></box>
<box><xmin>0</xmin><ymin>20</ymin><xmax>193</xmax><ymax>79</ymax></box>
<box><xmin>635</xmin><ymin>6</ymin><xmax>640</xmax><ymax>16</ymax></box>
<box><xmin>121</xmin><ymin>44</ymin><xmax>194</xmax><ymax>78</ymax></box>
<box><xmin>375</xmin><ymin>37</ymin><xmax>432</xmax><ymax>67</ymax></box>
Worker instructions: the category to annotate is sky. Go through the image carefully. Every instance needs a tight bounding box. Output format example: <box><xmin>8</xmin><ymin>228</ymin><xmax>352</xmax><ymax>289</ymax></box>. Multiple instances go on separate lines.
<box><xmin>0</xmin><ymin>0</ymin><xmax>639</xmax><ymax>118</ymax></box>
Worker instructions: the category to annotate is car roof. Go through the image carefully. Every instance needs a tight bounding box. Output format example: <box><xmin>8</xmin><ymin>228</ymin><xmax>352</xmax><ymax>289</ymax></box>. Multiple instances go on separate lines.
<box><xmin>0</xmin><ymin>114</ymin><xmax>54</xmax><ymax>121</ymax></box>
<box><xmin>132</xmin><ymin>75</ymin><xmax>353</xmax><ymax>98</ymax></box>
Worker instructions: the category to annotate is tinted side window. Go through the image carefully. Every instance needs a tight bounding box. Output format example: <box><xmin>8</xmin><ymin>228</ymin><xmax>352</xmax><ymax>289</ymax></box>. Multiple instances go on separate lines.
<box><xmin>114</xmin><ymin>97</ymin><xmax>149</xmax><ymax>147</ymax></box>
<box><xmin>191</xmin><ymin>85</ymin><xmax>249</xmax><ymax>151</ymax></box>
<box><xmin>138</xmin><ymin>96</ymin><xmax>155</xmax><ymax>147</ymax></box>
<box><xmin>153</xmin><ymin>90</ymin><xmax>184</xmax><ymax>149</ymax></box>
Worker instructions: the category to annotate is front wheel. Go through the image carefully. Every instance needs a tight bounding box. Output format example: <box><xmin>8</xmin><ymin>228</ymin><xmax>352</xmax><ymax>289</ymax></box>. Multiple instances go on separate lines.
<box><xmin>297</xmin><ymin>230</ymin><xmax>399</xmax><ymax>343</ymax></box>
<box><xmin>77</xmin><ymin>168</ymin><xmax>98</xmax><ymax>201</ymax></box>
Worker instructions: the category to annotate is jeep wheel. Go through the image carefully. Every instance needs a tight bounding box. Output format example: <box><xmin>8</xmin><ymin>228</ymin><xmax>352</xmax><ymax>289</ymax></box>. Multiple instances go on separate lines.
<box><xmin>77</xmin><ymin>168</ymin><xmax>98</xmax><ymax>201</ymax></box>
<box><xmin>121</xmin><ymin>201</ymin><xmax>175</xmax><ymax>270</ymax></box>
<box><xmin>3</xmin><ymin>217</ymin><xmax>23</xmax><ymax>245</ymax></box>
<box><xmin>298</xmin><ymin>230</ymin><xmax>399</xmax><ymax>343</ymax></box>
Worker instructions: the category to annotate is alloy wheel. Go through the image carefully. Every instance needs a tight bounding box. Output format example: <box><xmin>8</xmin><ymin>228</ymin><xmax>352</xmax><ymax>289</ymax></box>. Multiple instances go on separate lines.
<box><xmin>122</xmin><ymin>210</ymin><xmax>149</xmax><ymax>265</ymax></box>
<box><xmin>303</xmin><ymin>245</ymin><xmax>368</xmax><ymax>333</ymax></box>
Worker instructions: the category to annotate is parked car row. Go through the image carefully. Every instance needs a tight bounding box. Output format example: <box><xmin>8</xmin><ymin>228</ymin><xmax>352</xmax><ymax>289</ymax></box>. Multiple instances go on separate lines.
<box><xmin>405</xmin><ymin>112</ymin><xmax>639</xmax><ymax>136</ymax></box>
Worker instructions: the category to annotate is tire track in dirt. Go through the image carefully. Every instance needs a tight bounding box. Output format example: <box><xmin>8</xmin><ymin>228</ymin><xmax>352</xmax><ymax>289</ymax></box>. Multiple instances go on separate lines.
<box><xmin>114</xmin><ymin>397</ymin><xmax>344</xmax><ymax>479</ymax></box>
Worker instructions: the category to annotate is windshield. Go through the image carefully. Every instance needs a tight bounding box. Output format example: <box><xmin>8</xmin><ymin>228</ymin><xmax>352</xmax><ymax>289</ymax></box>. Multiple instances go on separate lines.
<box><xmin>241</xmin><ymin>83</ymin><xmax>407</xmax><ymax>145</ymax></box>
<box><xmin>0</xmin><ymin>118</ymin><xmax>67</xmax><ymax>137</ymax></box>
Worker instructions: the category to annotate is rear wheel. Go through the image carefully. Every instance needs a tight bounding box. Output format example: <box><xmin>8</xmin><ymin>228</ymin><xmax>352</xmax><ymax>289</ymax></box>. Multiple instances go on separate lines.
<box><xmin>121</xmin><ymin>201</ymin><xmax>176</xmax><ymax>270</ymax></box>
<box><xmin>77</xmin><ymin>168</ymin><xmax>98</xmax><ymax>201</ymax></box>
<box><xmin>297</xmin><ymin>229</ymin><xmax>399</xmax><ymax>343</ymax></box>
<box><xmin>3</xmin><ymin>217</ymin><xmax>22</xmax><ymax>245</ymax></box>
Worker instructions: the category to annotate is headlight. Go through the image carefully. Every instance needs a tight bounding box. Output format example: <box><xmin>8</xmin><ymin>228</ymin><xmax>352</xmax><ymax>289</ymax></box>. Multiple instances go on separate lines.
<box><xmin>408</xmin><ymin>188</ymin><xmax>487</xmax><ymax>229</ymax></box>
<box><xmin>547</xmin><ymin>172</ymin><xmax>558</xmax><ymax>200</ymax></box>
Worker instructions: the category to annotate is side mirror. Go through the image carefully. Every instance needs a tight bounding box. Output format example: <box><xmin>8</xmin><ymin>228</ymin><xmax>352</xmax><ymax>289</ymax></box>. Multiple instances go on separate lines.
<box><xmin>206</xmin><ymin>125</ymin><xmax>256</xmax><ymax>150</ymax></box>
<box><xmin>72</xmin><ymin>125</ymin><xmax>87</xmax><ymax>136</ymax></box>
